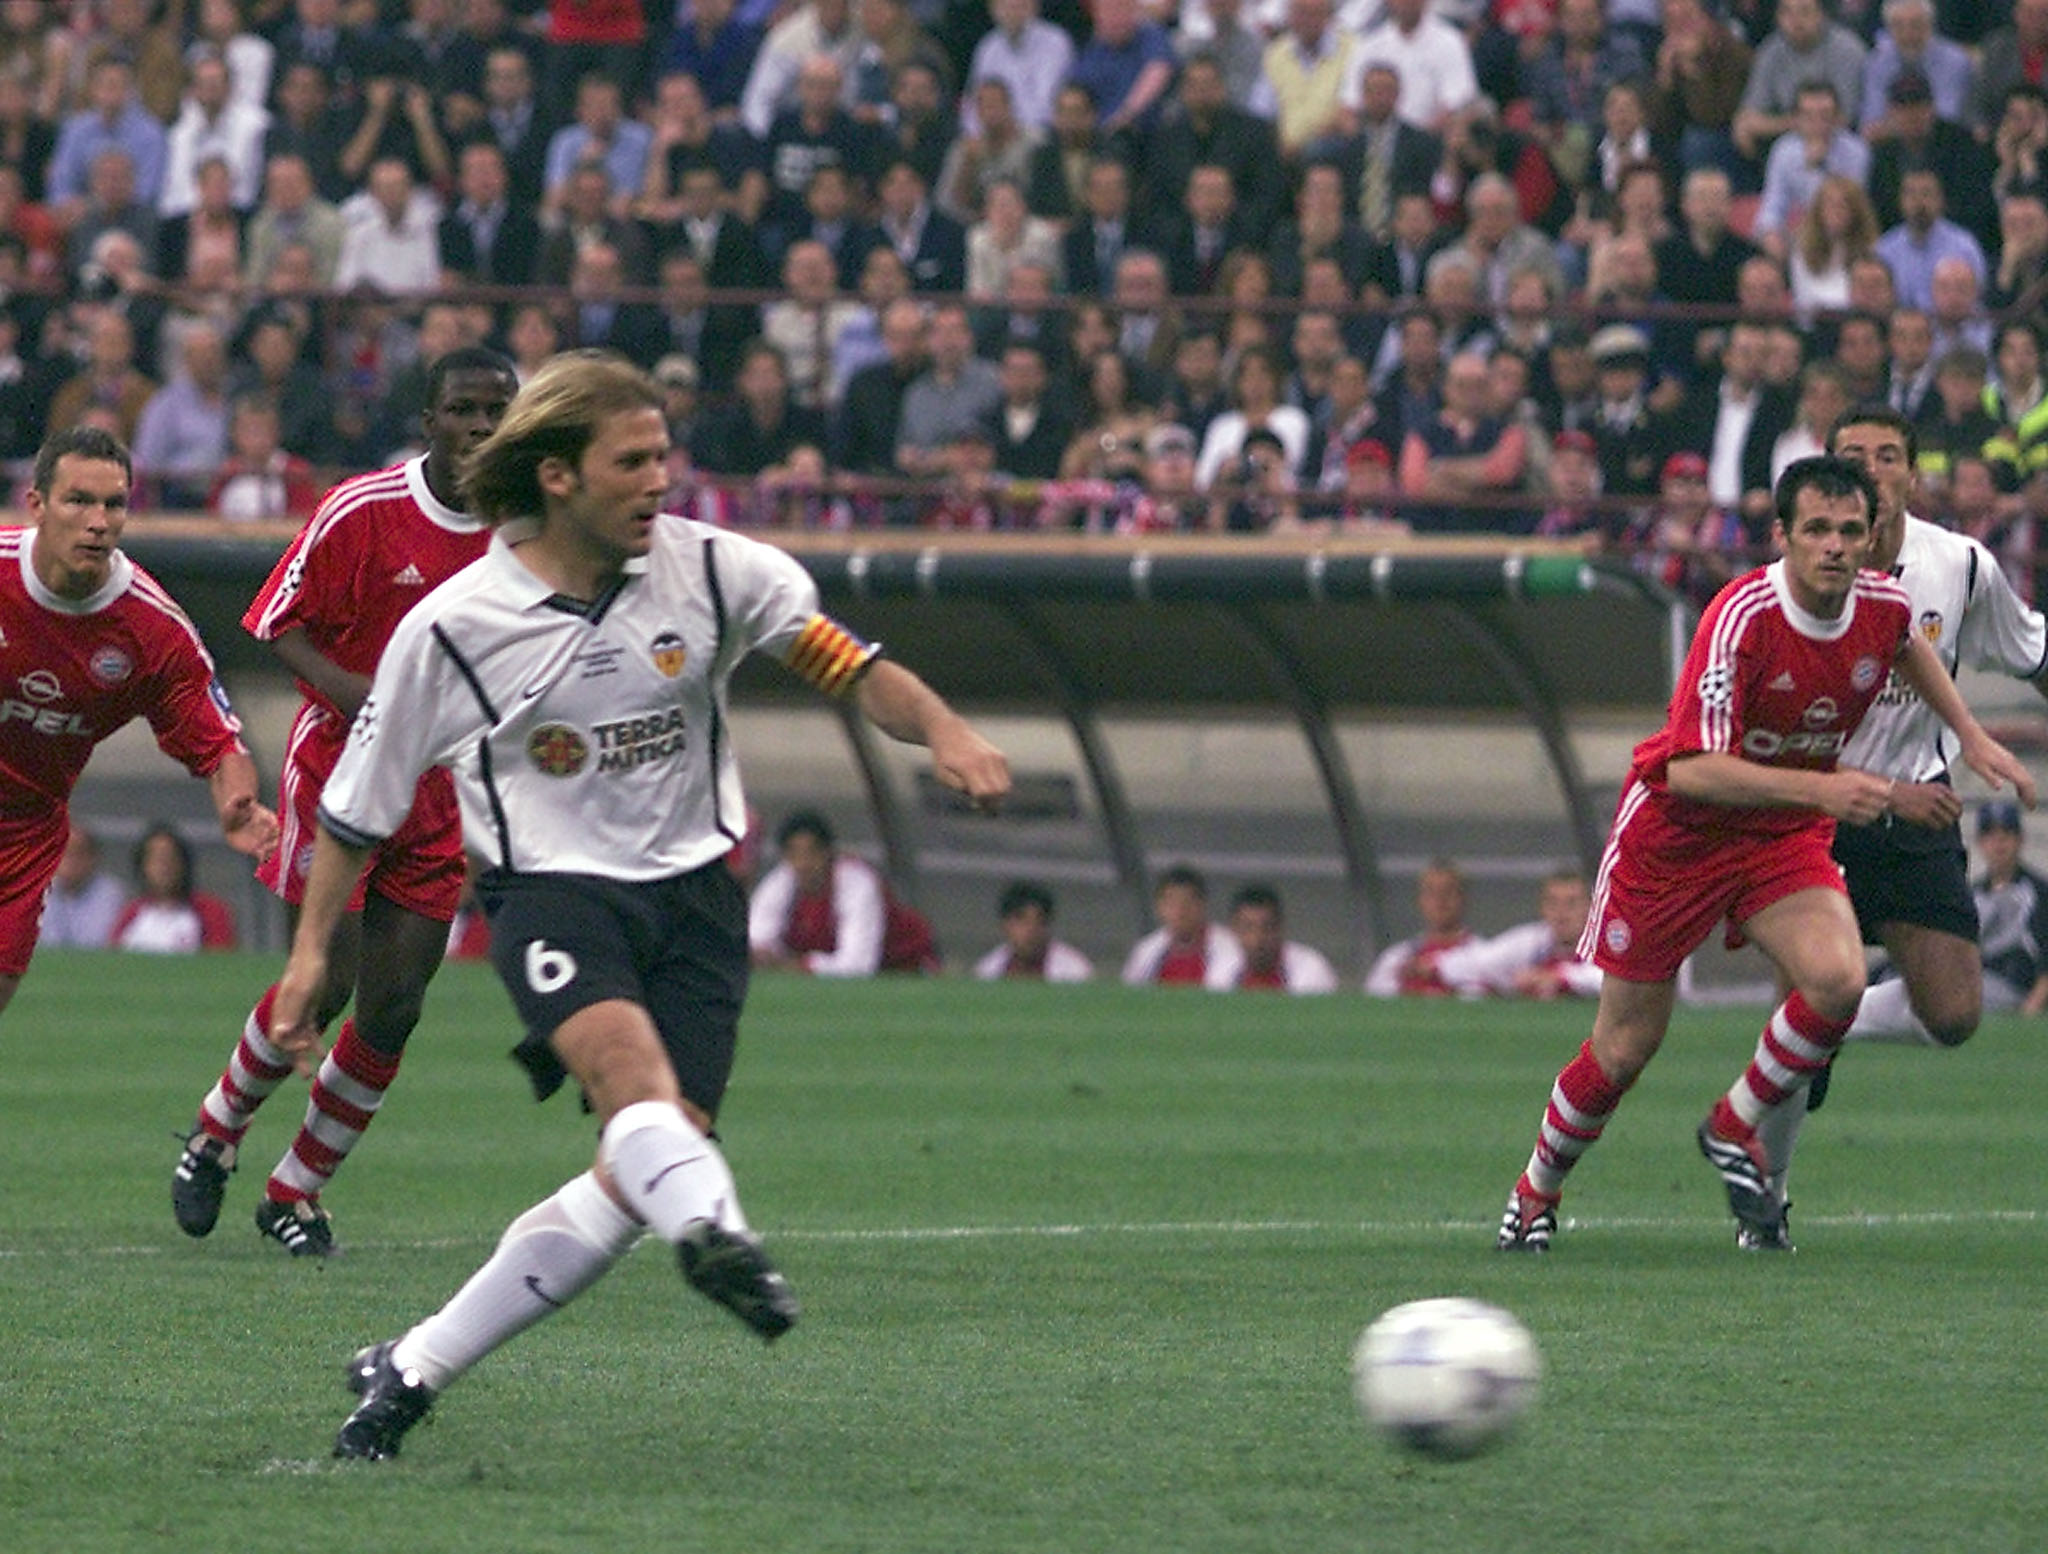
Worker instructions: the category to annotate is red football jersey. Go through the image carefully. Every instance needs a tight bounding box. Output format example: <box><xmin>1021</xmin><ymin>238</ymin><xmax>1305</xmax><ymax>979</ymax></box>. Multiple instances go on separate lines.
<box><xmin>0</xmin><ymin>528</ymin><xmax>245</xmax><ymax>813</ymax></box>
<box><xmin>1629</xmin><ymin>563</ymin><xmax>1912</xmax><ymax>838</ymax></box>
<box><xmin>243</xmin><ymin>457</ymin><xmax>490</xmax><ymax>723</ymax></box>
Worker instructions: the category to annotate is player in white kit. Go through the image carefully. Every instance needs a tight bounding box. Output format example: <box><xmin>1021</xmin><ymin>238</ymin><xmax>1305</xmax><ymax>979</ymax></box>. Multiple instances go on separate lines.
<box><xmin>1757</xmin><ymin>405</ymin><xmax>2048</xmax><ymax>1220</ymax></box>
<box><xmin>267</xmin><ymin>353</ymin><xmax>1012</xmax><ymax>1459</ymax></box>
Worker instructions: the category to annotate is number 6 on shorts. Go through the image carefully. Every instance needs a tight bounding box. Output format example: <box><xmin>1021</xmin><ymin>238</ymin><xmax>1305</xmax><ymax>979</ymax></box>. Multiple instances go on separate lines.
<box><xmin>525</xmin><ymin>938</ymin><xmax>578</xmax><ymax>994</ymax></box>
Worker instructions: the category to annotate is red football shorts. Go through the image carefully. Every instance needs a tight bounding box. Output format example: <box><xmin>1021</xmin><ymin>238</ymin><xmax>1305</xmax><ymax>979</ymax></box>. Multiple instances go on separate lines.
<box><xmin>1582</xmin><ymin>783</ymin><xmax>1845</xmax><ymax>983</ymax></box>
<box><xmin>259</xmin><ymin>723</ymin><xmax>465</xmax><ymax>923</ymax></box>
<box><xmin>0</xmin><ymin>810</ymin><xmax>72</xmax><ymax>977</ymax></box>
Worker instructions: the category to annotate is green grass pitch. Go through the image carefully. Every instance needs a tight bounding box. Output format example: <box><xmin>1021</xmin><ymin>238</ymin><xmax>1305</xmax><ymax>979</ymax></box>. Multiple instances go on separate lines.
<box><xmin>4</xmin><ymin>954</ymin><xmax>2046</xmax><ymax>1553</ymax></box>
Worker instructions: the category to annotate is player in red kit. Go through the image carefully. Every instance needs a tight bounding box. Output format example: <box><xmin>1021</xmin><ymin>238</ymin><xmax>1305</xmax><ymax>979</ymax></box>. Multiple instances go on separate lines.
<box><xmin>172</xmin><ymin>349</ymin><xmax>518</xmax><ymax>1256</ymax></box>
<box><xmin>1495</xmin><ymin>457</ymin><xmax>2037</xmax><ymax>1254</ymax></box>
<box><xmin>0</xmin><ymin>427</ymin><xmax>277</xmax><ymax>1016</ymax></box>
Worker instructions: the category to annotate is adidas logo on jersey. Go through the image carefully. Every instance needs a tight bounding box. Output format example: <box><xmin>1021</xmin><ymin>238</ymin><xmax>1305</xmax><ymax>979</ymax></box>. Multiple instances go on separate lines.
<box><xmin>1769</xmin><ymin>672</ymin><xmax>1796</xmax><ymax>691</ymax></box>
<box><xmin>392</xmin><ymin>563</ymin><xmax>426</xmax><ymax>586</ymax></box>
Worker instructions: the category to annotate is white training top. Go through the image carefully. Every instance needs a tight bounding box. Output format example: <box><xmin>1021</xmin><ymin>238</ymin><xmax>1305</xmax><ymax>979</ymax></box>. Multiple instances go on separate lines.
<box><xmin>320</xmin><ymin>515</ymin><xmax>841</xmax><ymax>879</ymax></box>
<box><xmin>748</xmin><ymin>854</ymin><xmax>888</xmax><ymax>978</ymax></box>
<box><xmin>1839</xmin><ymin>516</ymin><xmax>2048</xmax><ymax>784</ymax></box>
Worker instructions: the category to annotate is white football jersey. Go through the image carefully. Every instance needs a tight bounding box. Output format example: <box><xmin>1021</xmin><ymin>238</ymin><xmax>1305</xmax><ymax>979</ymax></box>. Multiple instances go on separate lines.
<box><xmin>320</xmin><ymin>515</ymin><xmax>864</xmax><ymax>880</ymax></box>
<box><xmin>1839</xmin><ymin>516</ymin><xmax>2048</xmax><ymax>783</ymax></box>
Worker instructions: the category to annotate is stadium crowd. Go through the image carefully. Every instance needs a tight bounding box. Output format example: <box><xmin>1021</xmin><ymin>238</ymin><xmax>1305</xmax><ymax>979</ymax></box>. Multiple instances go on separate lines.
<box><xmin>3</xmin><ymin>0</ymin><xmax>2048</xmax><ymax>595</ymax></box>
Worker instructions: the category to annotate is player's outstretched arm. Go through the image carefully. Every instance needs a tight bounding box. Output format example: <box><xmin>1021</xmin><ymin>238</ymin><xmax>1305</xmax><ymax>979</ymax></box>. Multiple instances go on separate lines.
<box><xmin>1896</xmin><ymin>633</ymin><xmax>2040</xmax><ymax>809</ymax></box>
<box><xmin>208</xmin><ymin>751</ymin><xmax>279</xmax><ymax>862</ymax></box>
<box><xmin>854</xmin><ymin>659</ymin><xmax>1011</xmax><ymax>811</ymax></box>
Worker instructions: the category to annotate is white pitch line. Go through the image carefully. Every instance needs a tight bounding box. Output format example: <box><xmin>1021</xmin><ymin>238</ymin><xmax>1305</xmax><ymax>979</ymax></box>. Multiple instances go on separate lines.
<box><xmin>4</xmin><ymin>1207</ymin><xmax>2043</xmax><ymax>1260</ymax></box>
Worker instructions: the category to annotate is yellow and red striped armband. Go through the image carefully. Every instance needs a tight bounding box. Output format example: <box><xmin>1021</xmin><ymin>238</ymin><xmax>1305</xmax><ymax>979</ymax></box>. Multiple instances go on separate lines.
<box><xmin>784</xmin><ymin>614</ymin><xmax>880</xmax><ymax>697</ymax></box>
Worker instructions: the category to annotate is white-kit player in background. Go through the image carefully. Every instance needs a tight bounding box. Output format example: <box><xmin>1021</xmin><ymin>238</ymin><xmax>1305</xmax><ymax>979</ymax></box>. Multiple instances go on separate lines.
<box><xmin>268</xmin><ymin>353</ymin><xmax>1012</xmax><ymax>1461</ymax></box>
<box><xmin>1758</xmin><ymin>405</ymin><xmax>2048</xmax><ymax>1210</ymax></box>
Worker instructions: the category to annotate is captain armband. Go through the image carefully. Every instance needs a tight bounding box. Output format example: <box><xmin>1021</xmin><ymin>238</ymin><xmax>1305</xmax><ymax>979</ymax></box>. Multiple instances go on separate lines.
<box><xmin>783</xmin><ymin>614</ymin><xmax>882</xmax><ymax>697</ymax></box>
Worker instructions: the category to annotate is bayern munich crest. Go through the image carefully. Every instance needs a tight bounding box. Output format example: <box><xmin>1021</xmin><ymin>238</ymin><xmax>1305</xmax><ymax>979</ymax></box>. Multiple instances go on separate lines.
<box><xmin>88</xmin><ymin>645</ymin><xmax>133</xmax><ymax>686</ymax></box>
<box><xmin>527</xmin><ymin>723</ymin><xmax>588</xmax><ymax>776</ymax></box>
<box><xmin>1850</xmin><ymin>656</ymin><xmax>1882</xmax><ymax>692</ymax></box>
<box><xmin>1604</xmin><ymin>919</ymin><xmax>1632</xmax><ymax>955</ymax></box>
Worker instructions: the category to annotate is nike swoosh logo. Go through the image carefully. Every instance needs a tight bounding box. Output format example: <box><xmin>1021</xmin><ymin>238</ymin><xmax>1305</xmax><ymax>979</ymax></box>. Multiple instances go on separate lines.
<box><xmin>643</xmin><ymin>1155</ymin><xmax>706</xmax><ymax>1195</ymax></box>
<box><xmin>523</xmin><ymin>1274</ymin><xmax>565</xmax><ymax>1309</ymax></box>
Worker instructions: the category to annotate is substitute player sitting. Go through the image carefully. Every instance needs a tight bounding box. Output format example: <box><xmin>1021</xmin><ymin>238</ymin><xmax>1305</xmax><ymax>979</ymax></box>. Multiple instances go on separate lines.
<box><xmin>0</xmin><ymin>427</ymin><xmax>276</xmax><ymax>1021</ymax></box>
<box><xmin>173</xmin><ymin>348</ymin><xmax>518</xmax><ymax>1257</ymax></box>
<box><xmin>1495</xmin><ymin>456</ymin><xmax>2035</xmax><ymax>1254</ymax></box>
<box><xmin>266</xmin><ymin>353</ymin><xmax>1009</xmax><ymax>1460</ymax></box>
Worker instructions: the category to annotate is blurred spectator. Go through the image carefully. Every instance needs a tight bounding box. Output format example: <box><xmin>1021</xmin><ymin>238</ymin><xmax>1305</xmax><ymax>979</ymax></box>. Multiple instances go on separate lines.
<box><xmin>1586</xmin><ymin>323</ymin><xmax>1661</xmax><ymax>497</ymax></box>
<box><xmin>208</xmin><ymin>394</ymin><xmax>321</xmax><ymax>523</ymax></box>
<box><xmin>1060</xmin><ymin>155</ymin><xmax>1143</xmax><ymax>297</ymax></box>
<box><xmin>1398</xmin><ymin>348</ymin><xmax>1529</xmax><ymax>527</ymax></box>
<box><xmin>762</xmin><ymin>53</ymin><xmax>876</xmax><ymax>236</ymax></box>
<box><xmin>1364</xmin><ymin>859</ymin><xmax>1477</xmax><ymax>997</ymax></box>
<box><xmin>1442</xmin><ymin>171</ymin><xmax>1564</xmax><ymax>312</ymax></box>
<box><xmin>743</xmin><ymin>0</ymin><xmax>863</xmax><ymax>140</ymax></box>
<box><xmin>0</xmin><ymin>0</ymin><xmax>74</xmax><ymax>126</ymax></box>
<box><xmin>543</xmin><ymin>73</ymin><xmax>651</xmax><ymax>220</ymax></box>
<box><xmin>1733</xmin><ymin>0</ymin><xmax>1869</xmax><ymax>165</ymax></box>
<box><xmin>652</xmin><ymin>353</ymin><xmax>702</xmax><ymax>450</ymax></box>
<box><xmin>1148</xmin><ymin>51</ymin><xmax>1283</xmax><ymax>240</ymax></box>
<box><xmin>985</xmin><ymin>341</ymin><xmax>1072</xmax><ymax>480</ymax></box>
<box><xmin>65</xmin><ymin>148</ymin><xmax>159</xmax><ymax>282</ymax></box>
<box><xmin>1267</xmin><ymin>161</ymin><xmax>1370</xmax><ymax>298</ymax></box>
<box><xmin>1196</xmin><ymin>346</ymin><xmax>1311</xmax><ymax>492</ymax></box>
<box><xmin>563</xmin><ymin>240</ymin><xmax>653</xmax><ymax>356</ymax></box>
<box><xmin>865</xmin><ymin>56</ymin><xmax>956</xmax><ymax>197</ymax></box>
<box><xmin>537</xmin><ymin>160</ymin><xmax>652</xmax><ymax>286</ymax></box>
<box><xmin>111</xmin><ymin>825</ymin><xmax>237</xmax><ymax>954</ymax></box>
<box><xmin>871</xmin><ymin>156</ymin><xmax>966</xmax><ymax>293</ymax></box>
<box><xmin>1885</xmin><ymin>304</ymin><xmax>1937</xmax><ymax>420</ymax></box>
<box><xmin>1990</xmin><ymin>193</ymin><xmax>2048</xmax><ymax>311</ymax></box>
<box><xmin>1832</xmin><ymin>309</ymin><xmax>1891</xmax><ymax>406</ymax></box>
<box><xmin>966</xmin><ymin>0</ymin><xmax>1073</xmax><ymax>133</ymax></box>
<box><xmin>1912</xmin><ymin>344</ymin><xmax>1999</xmax><ymax>486</ymax></box>
<box><xmin>831</xmin><ymin>244</ymin><xmax>917</xmax><ymax>399</ymax></box>
<box><xmin>1534</xmin><ymin>426</ymin><xmax>1606</xmax><ymax>541</ymax></box>
<box><xmin>1860</xmin><ymin>0</ymin><xmax>1974</xmax><ymax>135</ymax></box>
<box><xmin>461</xmin><ymin>44</ymin><xmax>552</xmax><ymax>207</ymax></box>
<box><xmin>1069</xmin><ymin>0</ymin><xmax>1176</xmax><ymax>142</ymax></box>
<box><xmin>761</xmin><ymin>239</ymin><xmax>865</xmax><ymax>408</ymax></box>
<box><xmin>157</xmin><ymin>156</ymin><xmax>247</xmax><ymax>284</ymax></box>
<box><xmin>133</xmin><ymin>322</ymin><xmax>232</xmax><ymax>510</ymax></box>
<box><xmin>1622</xmin><ymin>448</ymin><xmax>1745</xmax><ymax>604</ymax></box>
<box><xmin>1023</xmin><ymin>81</ymin><xmax>1104</xmax><ymax>220</ymax></box>
<box><xmin>663</xmin><ymin>0</ymin><xmax>765</xmax><ymax>120</ymax></box>
<box><xmin>1371</xmin><ymin>307</ymin><xmax>1445</xmax><ymax>453</ymax></box>
<box><xmin>692</xmin><ymin>338</ymin><xmax>830</xmax><ymax>480</ymax></box>
<box><xmin>1646</xmin><ymin>0</ymin><xmax>1751</xmax><ymax>181</ymax></box>
<box><xmin>1435</xmin><ymin>869</ymin><xmax>1599</xmax><ymax>999</ymax></box>
<box><xmin>1971</xmin><ymin>799</ymin><xmax>2048</xmax><ymax>1014</ymax></box>
<box><xmin>966</xmin><ymin>178</ymin><xmax>1062</xmax><ymax>300</ymax></box>
<box><xmin>228</xmin><ymin>310</ymin><xmax>331</xmax><ymax>463</ymax></box>
<box><xmin>1109</xmin><ymin>248</ymin><xmax>1182</xmax><ymax>382</ymax></box>
<box><xmin>39</xmin><ymin>823</ymin><xmax>127</xmax><ymax>951</ymax></box>
<box><xmin>1970</xmin><ymin>1</ymin><xmax>2048</xmax><ymax>137</ymax></box>
<box><xmin>540</xmin><ymin>0</ymin><xmax>651</xmax><ymax>124</ymax></box>
<box><xmin>1866</xmin><ymin>65</ymin><xmax>1993</xmax><ymax>239</ymax></box>
<box><xmin>1926</xmin><ymin>252</ymin><xmax>1992</xmax><ymax>361</ymax></box>
<box><xmin>1326</xmin><ymin>64</ymin><xmax>1440</xmax><ymax>245</ymax></box>
<box><xmin>1657</xmin><ymin>168</ymin><xmax>1760</xmax><ymax>376</ymax></box>
<box><xmin>0</xmin><ymin>73</ymin><xmax>55</xmax><ymax>212</ymax></box>
<box><xmin>1260</xmin><ymin>0</ymin><xmax>1357</xmax><ymax>156</ymax></box>
<box><xmin>1753</xmin><ymin>81</ymin><xmax>1870</xmax><ymax>258</ymax></box>
<box><xmin>504</xmin><ymin>300</ymin><xmax>562</xmax><ymax>386</ymax></box>
<box><xmin>1213</xmin><ymin>424</ymin><xmax>1305</xmax><ymax>532</ymax></box>
<box><xmin>1121</xmin><ymin>864</ymin><xmax>1244</xmax><ymax>987</ymax></box>
<box><xmin>1523</xmin><ymin>0</ymin><xmax>1648</xmax><ymax>188</ymax></box>
<box><xmin>974</xmin><ymin>880</ymin><xmax>1093</xmax><ymax>982</ymax></box>
<box><xmin>159</xmin><ymin>49</ymin><xmax>269</xmax><ymax>220</ymax></box>
<box><xmin>194</xmin><ymin>0</ymin><xmax>276</xmax><ymax>116</ymax></box>
<box><xmin>48</xmin><ymin>58</ymin><xmax>168</xmax><ymax>223</ymax></box>
<box><xmin>636</xmin><ymin>71</ymin><xmax>770</xmax><ymax>238</ymax></box>
<box><xmin>940</xmin><ymin>76</ymin><xmax>1042</xmax><ymax>223</ymax></box>
<box><xmin>1159</xmin><ymin>164</ymin><xmax>1249</xmax><ymax>297</ymax></box>
<box><xmin>438</xmin><ymin>140</ymin><xmax>540</xmax><ymax>286</ymax></box>
<box><xmin>1176</xmin><ymin>0</ymin><xmax>1269</xmax><ymax>112</ymax></box>
<box><xmin>1874</xmin><ymin>166</ymin><xmax>1987</xmax><ymax>311</ymax></box>
<box><xmin>749</xmin><ymin>810</ymin><xmax>939</xmax><ymax>975</ymax></box>
<box><xmin>262</xmin><ymin>60</ymin><xmax>354</xmax><ymax>205</ymax></box>
<box><xmin>271</xmin><ymin>0</ymin><xmax>382</xmax><ymax>110</ymax></box>
<box><xmin>334</xmin><ymin>158</ymin><xmax>441</xmax><ymax>294</ymax></box>
<box><xmin>338</xmin><ymin>70</ymin><xmax>452</xmax><ymax>195</ymax></box>
<box><xmin>244</xmin><ymin>152</ymin><xmax>344</xmax><ymax>287</ymax></box>
<box><xmin>1768</xmin><ymin>359</ymin><xmax>1853</xmax><ymax>481</ymax></box>
<box><xmin>897</xmin><ymin>302</ymin><xmax>1004</xmax><ymax>479</ymax></box>
<box><xmin>1787</xmin><ymin>173</ymin><xmax>1878</xmax><ymax>316</ymax></box>
<box><xmin>1433</xmin><ymin>97</ymin><xmax>1569</xmax><ymax>238</ymax></box>
<box><xmin>649</xmin><ymin>249</ymin><xmax>756</xmax><ymax>394</ymax></box>
<box><xmin>1211</xmin><ymin>884</ymin><xmax>1338</xmax><ymax>994</ymax></box>
<box><xmin>1158</xmin><ymin>329</ymin><xmax>1228</xmax><ymax>446</ymax></box>
<box><xmin>1352</xmin><ymin>0</ymin><xmax>1478</xmax><ymax>135</ymax></box>
<box><xmin>657</xmin><ymin>157</ymin><xmax>771</xmax><ymax>298</ymax></box>
<box><xmin>1989</xmin><ymin>83</ymin><xmax>2048</xmax><ymax>209</ymax></box>
<box><xmin>48</xmin><ymin>311</ymin><xmax>156</xmax><ymax>447</ymax></box>
<box><xmin>1059</xmin><ymin>347</ymin><xmax>1154</xmax><ymax>479</ymax></box>
<box><xmin>1985</xmin><ymin>320</ymin><xmax>2048</xmax><ymax>488</ymax></box>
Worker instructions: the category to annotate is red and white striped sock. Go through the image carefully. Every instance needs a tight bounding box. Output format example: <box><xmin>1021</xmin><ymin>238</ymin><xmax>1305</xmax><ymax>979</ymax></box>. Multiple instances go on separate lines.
<box><xmin>1721</xmin><ymin>990</ymin><xmax>1852</xmax><ymax>1132</ymax></box>
<box><xmin>195</xmin><ymin>986</ymin><xmax>296</xmax><ymax>1147</ymax></box>
<box><xmin>1523</xmin><ymin>1039</ymin><xmax>1633</xmax><ymax>1199</ymax></box>
<box><xmin>267</xmin><ymin>1020</ymin><xmax>401</xmax><ymax>1204</ymax></box>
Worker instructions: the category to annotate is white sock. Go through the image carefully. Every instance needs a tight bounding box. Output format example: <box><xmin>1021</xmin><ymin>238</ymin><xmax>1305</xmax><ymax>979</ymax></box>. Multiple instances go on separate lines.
<box><xmin>391</xmin><ymin>1172</ymin><xmax>642</xmax><ymax>1391</ymax></box>
<box><xmin>1754</xmin><ymin>1092</ymin><xmax>1809</xmax><ymax>1202</ymax></box>
<box><xmin>599</xmin><ymin>1100</ymin><xmax>748</xmax><ymax>1242</ymax></box>
<box><xmin>1844</xmin><ymin>977</ymin><xmax>1939</xmax><ymax>1045</ymax></box>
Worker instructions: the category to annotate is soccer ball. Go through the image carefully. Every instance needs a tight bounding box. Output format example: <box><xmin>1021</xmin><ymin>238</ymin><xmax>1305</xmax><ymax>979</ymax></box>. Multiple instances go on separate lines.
<box><xmin>1351</xmin><ymin>1297</ymin><xmax>1541</xmax><ymax>1459</ymax></box>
